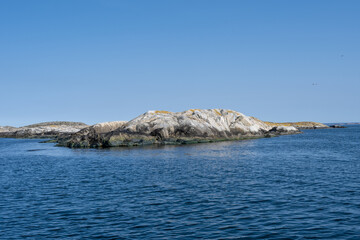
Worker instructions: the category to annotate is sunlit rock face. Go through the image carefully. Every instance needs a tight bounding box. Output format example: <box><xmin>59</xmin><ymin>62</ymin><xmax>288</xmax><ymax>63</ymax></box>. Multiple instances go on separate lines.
<box><xmin>0</xmin><ymin>122</ymin><xmax>88</xmax><ymax>138</ymax></box>
<box><xmin>62</xmin><ymin>109</ymin><xmax>300</xmax><ymax>148</ymax></box>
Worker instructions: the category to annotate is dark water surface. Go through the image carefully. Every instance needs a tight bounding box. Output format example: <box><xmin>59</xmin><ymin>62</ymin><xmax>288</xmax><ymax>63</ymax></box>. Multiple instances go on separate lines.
<box><xmin>1</xmin><ymin>126</ymin><xmax>360</xmax><ymax>239</ymax></box>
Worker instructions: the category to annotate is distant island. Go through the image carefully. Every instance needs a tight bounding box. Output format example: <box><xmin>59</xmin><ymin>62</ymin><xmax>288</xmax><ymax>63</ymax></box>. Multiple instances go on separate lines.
<box><xmin>324</xmin><ymin>122</ymin><xmax>360</xmax><ymax>125</ymax></box>
<box><xmin>0</xmin><ymin>109</ymin><xmax>338</xmax><ymax>148</ymax></box>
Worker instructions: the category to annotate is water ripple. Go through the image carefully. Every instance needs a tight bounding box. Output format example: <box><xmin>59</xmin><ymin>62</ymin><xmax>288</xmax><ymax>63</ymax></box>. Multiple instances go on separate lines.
<box><xmin>1</xmin><ymin>126</ymin><xmax>360</xmax><ymax>239</ymax></box>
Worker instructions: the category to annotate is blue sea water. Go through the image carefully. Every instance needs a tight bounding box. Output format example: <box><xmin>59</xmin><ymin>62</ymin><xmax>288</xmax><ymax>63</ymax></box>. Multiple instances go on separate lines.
<box><xmin>1</xmin><ymin>126</ymin><xmax>360</xmax><ymax>239</ymax></box>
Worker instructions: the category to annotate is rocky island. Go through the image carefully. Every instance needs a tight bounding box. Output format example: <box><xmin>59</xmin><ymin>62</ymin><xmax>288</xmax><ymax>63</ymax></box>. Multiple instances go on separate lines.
<box><xmin>264</xmin><ymin>121</ymin><xmax>329</xmax><ymax>129</ymax></box>
<box><xmin>0</xmin><ymin>121</ymin><xmax>88</xmax><ymax>139</ymax></box>
<box><xmin>1</xmin><ymin>109</ymin><xmax>334</xmax><ymax>148</ymax></box>
<box><xmin>57</xmin><ymin>109</ymin><xmax>301</xmax><ymax>148</ymax></box>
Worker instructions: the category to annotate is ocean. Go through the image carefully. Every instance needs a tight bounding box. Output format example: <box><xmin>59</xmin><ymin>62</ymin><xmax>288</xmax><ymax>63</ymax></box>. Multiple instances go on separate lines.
<box><xmin>1</xmin><ymin>126</ymin><xmax>359</xmax><ymax>239</ymax></box>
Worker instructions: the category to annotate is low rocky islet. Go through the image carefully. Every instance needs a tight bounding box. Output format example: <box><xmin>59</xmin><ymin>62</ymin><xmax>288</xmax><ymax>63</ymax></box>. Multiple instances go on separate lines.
<box><xmin>58</xmin><ymin>109</ymin><xmax>301</xmax><ymax>148</ymax></box>
<box><xmin>1</xmin><ymin>109</ymin><xmax>331</xmax><ymax>148</ymax></box>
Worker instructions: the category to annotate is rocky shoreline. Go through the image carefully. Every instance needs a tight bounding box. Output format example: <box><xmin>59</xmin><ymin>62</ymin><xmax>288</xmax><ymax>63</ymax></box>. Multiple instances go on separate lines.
<box><xmin>1</xmin><ymin>109</ymin><xmax>335</xmax><ymax>148</ymax></box>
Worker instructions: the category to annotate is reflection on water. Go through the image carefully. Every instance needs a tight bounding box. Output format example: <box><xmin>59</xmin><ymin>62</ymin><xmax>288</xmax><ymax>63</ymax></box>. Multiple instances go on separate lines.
<box><xmin>1</xmin><ymin>126</ymin><xmax>360</xmax><ymax>239</ymax></box>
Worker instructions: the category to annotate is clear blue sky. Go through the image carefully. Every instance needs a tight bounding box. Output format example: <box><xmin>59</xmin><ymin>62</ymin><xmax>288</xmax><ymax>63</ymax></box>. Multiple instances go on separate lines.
<box><xmin>1</xmin><ymin>0</ymin><xmax>359</xmax><ymax>126</ymax></box>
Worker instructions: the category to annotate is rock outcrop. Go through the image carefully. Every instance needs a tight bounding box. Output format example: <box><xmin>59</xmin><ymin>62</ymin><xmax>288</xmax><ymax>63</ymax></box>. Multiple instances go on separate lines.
<box><xmin>58</xmin><ymin>121</ymin><xmax>127</xmax><ymax>148</ymax></box>
<box><xmin>329</xmin><ymin>125</ymin><xmax>346</xmax><ymax>128</ymax></box>
<box><xmin>264</xmin><ymin>121</ymin><xmax>329</xmax><ymax>129</ymax></box>
<box><xmin>268</xmin><ymin>126</ymin><xmax>299</xmax><ymax>134</ymax></box>
<box><xmin>60</xmin><ymin>109</ymin><xmax>301</xmax><ymax>148</ymax></box>
<box><xmin>0</xmin><ymin>121</ymin><xmax>88</xmax><ymax>138</ymax></box>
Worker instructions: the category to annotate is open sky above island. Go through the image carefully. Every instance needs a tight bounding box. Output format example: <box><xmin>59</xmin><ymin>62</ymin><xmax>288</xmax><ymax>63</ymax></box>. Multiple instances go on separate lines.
<box><xmin>0</xmin><ymin>0</ymin><xmax>359</xmax><ymax>126</ymax></box>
